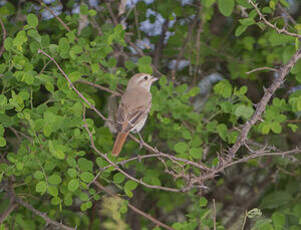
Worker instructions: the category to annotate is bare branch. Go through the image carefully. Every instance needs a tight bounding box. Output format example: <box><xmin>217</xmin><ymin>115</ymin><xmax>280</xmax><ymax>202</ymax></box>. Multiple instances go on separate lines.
<box><xmin>171</xmin><ymin>8</ymin><xmax>200</xmax><ymax>81</ymax></box>
<box><xmin>77</xmin><ymin>79</ymin><xmax>122</xmax><ymax>96</ymax></box>
<box><xmin>213</xmin><ymin>199</ymin><xmax>216</xmax><ymax>230</ymax></box>
<box><xmin>246</xmin><ymin>66</ymin><xmax>278</xmax><ymax>75</ymax></box>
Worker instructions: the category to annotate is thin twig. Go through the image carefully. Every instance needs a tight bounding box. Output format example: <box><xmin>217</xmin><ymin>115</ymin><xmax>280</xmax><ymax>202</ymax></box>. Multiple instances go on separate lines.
<box><xmin>153</xmin><ymin>19</ymin><xmax>169</xmax><ymax>68</ymax></box>
<box><xmin>37</xmin><ymin>49</ymin><xmax>108</xmax><ymax>121</ymax></box>
<box><xmin>0</xmin><ymin>18</ymin><xmax>7</xmax><ymax>57</ymax></box>
<box><xmin>36</xmin><ymin>0</ymin><xmax>71</xmax><ymax>32</ymax></box>
<box><xmin>77</xmin><ymin>79</ymin><xmax>121</xmax><ymax>96</ymax></box>
<box><xmin>249</xmin><ymin>0</ymin><xmax>301</xmax><ymax>38</ymax></box>
<box><xmin>0</xmin><ymin>199</ymin><xmax>18</xmax><ymax>224</ymax></box>
<box><xmin>93</xmin><ymin>181</ymin><xmax>174</xmax><ymax>230</ymax></box>
<box><xmin>246</xmin><ymin>66</ymin><xmax>278</xmax><ymax>74</ymax></box>
<box><xmin>241</xmin><ymin>210</ymin><xmax>247</xmax><ymax>230</ymax></box>
<box><xmin>14</xmin><ymin>197</ymin><xmax>75</xmax><ymax>230</ymax></box>
<box><xmin>171</xmin><ymin>9</ymin><xmax>200</xmax><ymax>81</ymax></box>
<box><xmin>213</xmin><ymin>199</ymin><xmax>216</xmax><ymax>230</ymax></box>
<box><xmin>278</xmin><ymin>4</ymin><xmax>296</xmax><ymax>25</ymax></box>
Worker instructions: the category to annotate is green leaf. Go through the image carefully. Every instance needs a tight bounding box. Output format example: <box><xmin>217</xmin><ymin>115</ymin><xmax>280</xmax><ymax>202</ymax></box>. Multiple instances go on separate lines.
<box><xmin>174</xmin><ymin>142</ymin><xmax>188</xmax><ymax>154</ymax></box>
<box><xmin>80</xmin><ymin>172</ymin><xmax>94</xmax><ymax>183</ymax></box>
<box><xmin>48</xmin><ymin>174</ymin><xmax>62</xmax><ymax>185</ymax></box>
<box><xmin>235</xmin><ymin>105</ymin><xmax>254</xmax><ymax>119</ymax></box>
<box><xmin>239</xmin><ymin>18</ymin><xmax>255</xmax><ymax>26</ymax></box>
<box><xmin>47</xmin><ymin>185</ymin><xmax>58</xmax><ymax>197</ymax></box>
<box><xmin>78</xmin><ymin>158</ymin><xmax>93</xmax><ymax>172</ymax></box>
<box><xmin>213</xmin><ymin>80</ymin><xmax>232</xmax><ymax>98</ymax></box>
<box><xmin>203</xmin><ymin>0</ymin><xmax>216</xmax><ymax>7</ymax></box>
<box><xmin>68</xmin><ymin>179</ymin><xmax>80</xmax><ymax>192</ymax></box>
<box><xmin>79</xmin><ymin>192</ymin><xmax>89</xmax><ymax>201</ymax></box>
<box><xmin>113</xmin><ymin>173</ymin><xmax>126</xmax><ymax>184</ymax></box>
<box><xmin>69</xmin><ymin>71</ymin><xmax>82</xmax><ymax>82</ymax></box>
<box><xmin>51</xmin><ymin>196</ymin><xmax>60</xmax><ymax>205</ymax></box>
<box><xmin>67</xmin><ymin>168</ymin><xmax>78</xmax><ymax>178</ymax></box>
<box><xmin>27</xmin><ymin>13</ymin><xmax>38</xmax><ymax>27</ymax></box>
<box><xmin>27</xmin><ymin>29</ymin><xmax>41</xmax><ymax>43</ymax></box>
<box><xmin>271</xmin><ymin>122</ymin><xmax>282</xmax><ymax>134</ymax></box>
<box><xmin>260</xmin><ymin>191</ymin><xmax>292</xmax><ymax>209</ymax></box>
<box><xmin>288</xmin><ymin>124</ymin><xmax>298</xmax><ymax>132</ymax></box>
<box><xmin>236</xmin><ymin>0</ymin><xmax>252</xmax><ymax>8</ymax></box>
<box><xmin>137</xmin><ymin>56</ymin><xmax>152</xmax><ymax>74</ymax></box>
<box><xmin>58</xmin><ymin>37</ymin><xmax>70</xmax><ymax>58</ymax></box>
<box><xmin>67</xmin><ymin>157</ymin><xmax>77</xmax><ymax>167</ymax></box>
<box><xmin>217</xmin><ymin>124</ymin><xmax>227</xmax><ymax>141</ymax></box>
<box><xmin>218</xmin><ymin>0</ymin><xmax>235</xmax><ymax>16</ymax></box>
<box><xmin>272</xmin><ymin>212</ymin><xmax>285</xmax><ymax>228</ymax></box>
<box><xmin>0</xmin><ymin>137</ymin><xmax>6</xmax><ymax>147</ymax></box>
<box><xmin>235</xmin><ymin>25</ymin><xmax>248</xmax><ymax>37</ymax></box>
<box><xmin>199</xmin><ymin>197</ymin><xmax>208</xmax><ymax>207</ymax></box>
<box><xmin>64</xmin><ymin>194</ymin><xmax>73</xmax><ymax>206</ymax></box>
<box><xmin>36</xmin><ymin>181</ymin><xmax>47</xmax><ymax>194</ymax></box>
<box><xmin>124</xmin><ymin>180</ymin><xmax>138</xmax><ymax>197</ymax></box>
<box><xmin>34</xmin><ymin>171</ymin><xmax>44</xmax><ymax>180</ymax></box>
<box><xmin>189</xmin><ymin>147</ymin><xmax>203</xmax><ymax>159</ymax></box>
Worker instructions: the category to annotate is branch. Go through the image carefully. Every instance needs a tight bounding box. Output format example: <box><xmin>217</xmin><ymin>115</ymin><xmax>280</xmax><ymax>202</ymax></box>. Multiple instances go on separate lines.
<box><xmin>77</xmin><ymin>79</ymin><xmax>121</xmax><ymax>96</ymax></box>
<box><xmin>3</xmin><ymin>184</ymin><xmax>75</xmax><ymax>230</ymax></box>
<box><xmin>200</xmin><ymin>148</ymin><xmax>301</xmax><ymax>181</ymax></box>
<box><xmin>0</xmin><ymin>17</ymin><xmax>7</xmax><ymax>57</ymax></box>
<box><xmin>229</xmin><ymin>48</ymin><xmax>301</xmax><ymax>157</ymax></box>
<box><xmin>14</xmin><ymin>197</ymin><xmax>75</xmax><ymax>230</ymax></box>
<box><xmin>93</xmin><ymin>181</ymin><xmax>174</xmax><ymax>230</ymax></box>
<box><xmin>171</xmin><ymin>9</ymin><xmax>200</xmax><ymax>81</ymax></box>
<box><xmin>0</xmin><ymin>198</ymin><xmax>17</xmax><ymax>224</ymax></box>
<box><xmin>249</xmin><ymin>0</ymin><xmax>301</xmax><ymax>38</ymax></box>
<box><xmin>153</xmin><ymin>19</ymin><xmax>169</xmax><ymax>68</ymax></box>
<box><xmin>246</xmin><ymin>66</ymin><xmax>278</xmax><ymax>75</ymax></box>
<box><xmin>36</xmin><ymin>0</ymin><xmax>71</xmax><ymax>33</ymax></box>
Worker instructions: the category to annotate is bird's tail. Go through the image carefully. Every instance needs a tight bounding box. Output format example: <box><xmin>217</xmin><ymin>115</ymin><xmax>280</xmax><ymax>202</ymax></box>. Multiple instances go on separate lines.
<box><xmin>112</xmin><ymin>132</ymin><xmax>129</xmax><ymax>156</ymax></box>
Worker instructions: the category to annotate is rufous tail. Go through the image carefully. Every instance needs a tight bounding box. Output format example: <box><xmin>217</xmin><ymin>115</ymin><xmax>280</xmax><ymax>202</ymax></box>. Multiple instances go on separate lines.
<box><xmin>112</xmin><ymin>132</ymin><xmax>129</xmax><ymax>156</ymax></box>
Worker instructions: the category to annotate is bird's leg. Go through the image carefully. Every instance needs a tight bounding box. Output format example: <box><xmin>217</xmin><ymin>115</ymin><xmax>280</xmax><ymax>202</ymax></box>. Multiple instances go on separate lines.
<box><xmin>137</xmin><ymin>132</ymin><xmax>145</xmax><ymax>149</ymax></box>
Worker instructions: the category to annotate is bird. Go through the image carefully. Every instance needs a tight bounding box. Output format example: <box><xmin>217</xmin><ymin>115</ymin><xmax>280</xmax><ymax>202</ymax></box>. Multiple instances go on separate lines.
<box><xmin>112</xmin><ymin>73</ymin><xmax>158</xmax><ymax>156</ymax></box>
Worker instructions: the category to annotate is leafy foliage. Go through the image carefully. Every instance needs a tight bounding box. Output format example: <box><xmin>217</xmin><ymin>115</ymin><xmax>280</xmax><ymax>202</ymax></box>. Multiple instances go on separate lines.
<box><xmin>0</xmin><ymin>0</ymin><xmax>301</xmax><ymax>230</ymax></box>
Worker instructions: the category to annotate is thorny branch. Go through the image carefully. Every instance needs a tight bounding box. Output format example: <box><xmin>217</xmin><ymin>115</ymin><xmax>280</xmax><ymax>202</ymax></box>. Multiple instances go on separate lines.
<box><xmin>249</xmin><ymin>0</ymin><xmax>301</xmax><ymax>38</ymax></box>
<box><xmin>229</xmin><ymin>48</ymin><xmax>301</xmax><ymax>158</ymax></box>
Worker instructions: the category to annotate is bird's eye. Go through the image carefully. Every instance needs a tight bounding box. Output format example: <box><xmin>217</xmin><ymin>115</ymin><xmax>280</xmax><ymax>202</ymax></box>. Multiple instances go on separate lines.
<box><xmin>144</xmin><ymin>76</ymin><xmax>148</xmax><ymax>80</ymax></box>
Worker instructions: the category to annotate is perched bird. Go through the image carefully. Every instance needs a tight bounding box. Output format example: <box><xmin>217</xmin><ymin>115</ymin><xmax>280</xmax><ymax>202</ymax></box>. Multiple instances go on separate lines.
<box><xmin>112</xmin><ymin>73</ymin><xmax>158</xmax><ymax>156</ymax></box>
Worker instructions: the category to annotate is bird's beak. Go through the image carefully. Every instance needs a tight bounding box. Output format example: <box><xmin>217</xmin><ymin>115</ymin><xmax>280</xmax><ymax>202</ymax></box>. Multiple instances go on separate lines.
<box><xmin>152</xmin><ymin>76</ymin><xmax>158</xmax><ymax>82</ymax></box>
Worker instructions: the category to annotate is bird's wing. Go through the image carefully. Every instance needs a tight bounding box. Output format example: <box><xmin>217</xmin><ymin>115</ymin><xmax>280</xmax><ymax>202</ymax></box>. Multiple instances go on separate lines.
<box><xmin>116</xmin><ymin>88</ymin><xmax>151</xmax><ymax>133</ymax></box>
